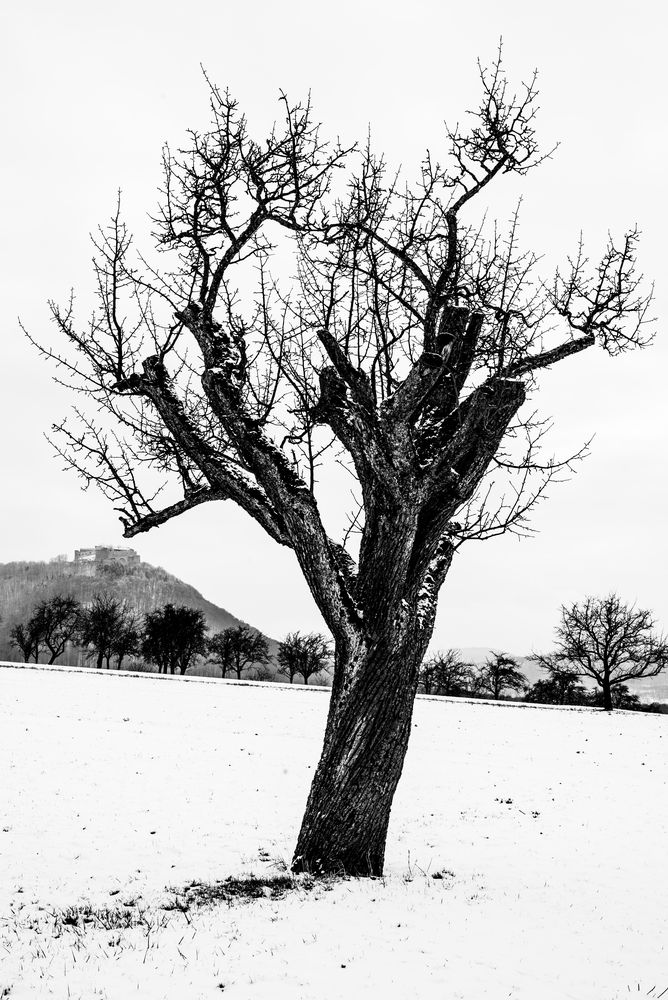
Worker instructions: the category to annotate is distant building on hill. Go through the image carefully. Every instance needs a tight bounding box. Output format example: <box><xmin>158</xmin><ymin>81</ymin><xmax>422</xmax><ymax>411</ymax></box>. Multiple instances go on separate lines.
<box><xmin>73</xmin><ymin>546</ymin><xmax>140</xmax><ymax>571</ymax></box>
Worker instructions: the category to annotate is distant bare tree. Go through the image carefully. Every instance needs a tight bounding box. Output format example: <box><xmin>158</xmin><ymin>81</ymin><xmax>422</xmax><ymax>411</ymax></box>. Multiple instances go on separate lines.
<box><xmin>207</xmin><ymin>629</ymin><xmax>236</xmax><ymax>678</ymax></box>
<box><xmin>208</xmin><ymin>625</ymin><xmax>270</xmax><ymax>680</ymax></box>
<box><xmin>552</xmin><ymin>594</ymin><xmax>668</xmax><ymax>711</ymax></box>
<box><xmin>419</xmin><ymin>649</ymin><xmax>473</xmax><ymax>696</ymax></box>
<box><xmin>111</xmin><ymin>610</ymin><xmax>142</xmax><ymax>670</ymax></box>
<box><xmin>142</xmin><ymin>603</ymin><xmax>208</xmax><ymax>675</ymax></box>
<box><xmin>474</xmin><ymin>651</ymin><xmax>527</xmax><ymax>700</ymax></box>
<box><xmin>278</xmin><ymin>632</ymin><xmax>332</xmax><ymax>685</ymax></box>
<box><xmin>276</xmin><ymin>632</ymin><xmax>303</xmax><ymax>684</ymax></box>
<box><xmin>79</xmin><ymin>593</ymin><xmax>126</xmax><ymax>669</ymax></box>
<box><xmin>27</xmin><ymin>596</ymin><xmax>82</xmax><ymax>665</ymax></box>
<box><xmin>9</xmin><ymin>621</ymin><xmax>41</xmax><ymax>663</ymax></box>
<box><xmin>526</xmin><ymin>652</ymin><xmax>588</xmax><ymax>706</ymax></box>
<box><xmin>33</xmin><ymin>49</ymin><xmax>655</xmax><ymax>874</ymax></box>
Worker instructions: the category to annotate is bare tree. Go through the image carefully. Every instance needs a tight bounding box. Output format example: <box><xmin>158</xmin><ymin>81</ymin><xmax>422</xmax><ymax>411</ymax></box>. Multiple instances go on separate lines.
<box><xmin>9</xmin><ymin>621</ymin><xmax>42</xmax><ymax>663</ymax></box>
<box><xmin>142</xmin><ymin>603</ymin><xmax>208</xmax><ymax>675</ymax></box>
<box><xmin>419</xmin><ymin>649</ymin><xmax>473</xmax><ymax>696</ymax></box>
<box><xmin>474</xmin><ymin>651</ymin><xmax>528</xmax><ymax>700</ymax></box>
<box><xmin>111</xmin><ymin>610</ymin><xmax>142</xmax><ymax>670</ymax></box>
<box><xmin>79</xmin><ymin>593</ymin><xmax>127</xmax><ymax>669</ymax></box>
<box><xmin>526</xmin><ymin>652</ymin><xmax>588</xmax><ymax>705</ymax></box>
<box><xmin>33</xmin><ymin>51</ymin><xmax>654</xmax><ymax>875</ymax></box>
<box><xmin>551</xmin><ymin>594</ymin><xmax>668</xmax><ymax>711</ymax></box>
<box><xmin>276</xmin><ymin>631</ymin><xmax>303</xmax><ymax>683</ymax></box>
<box><xmin>278</xmin><ymin>631</ymin><xmax>332</xmax><ymax>685</ymax></box>
<box><xmin>27</xmin><ymin>596</ymin><xmax>82</xmax><ymax>665</ymax></box>
<box><xmin>207</xmin><ymin>628</ymin><xmax>236</xmax><ymax>678</ymax></box>
<box><xmin>207</xmin><ymin>624</ymin><xmax>270</xmax><ymax>680</ymax></box>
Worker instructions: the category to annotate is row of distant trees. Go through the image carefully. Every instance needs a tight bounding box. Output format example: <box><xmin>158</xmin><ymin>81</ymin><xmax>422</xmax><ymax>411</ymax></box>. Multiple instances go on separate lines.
<box><xmin>8</xmin><ymin>591</ymin><xmax>665</xmax><ymax>709</ymax></box>
<box><xmin>420</xmin><ymin>595</ymin><xmax>668</xmax><ymax>712</ymax></box>
<box><xmin>8</xmin><ymin>593</ymin><xmax>333</xmax><ymax>683</ymax></box>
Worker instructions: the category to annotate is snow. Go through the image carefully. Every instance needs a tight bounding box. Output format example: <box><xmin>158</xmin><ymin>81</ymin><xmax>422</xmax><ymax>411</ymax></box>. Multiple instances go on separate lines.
<box><xmin>1</xmin><ymin>664</ymin><xmax>667</xmax><ymax>999</ymax></box>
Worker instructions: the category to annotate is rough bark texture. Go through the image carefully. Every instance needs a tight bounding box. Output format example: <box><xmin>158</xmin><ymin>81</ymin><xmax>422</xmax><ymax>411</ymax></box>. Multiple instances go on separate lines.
<box><xmin>293</xmin><ymin>631</ymin><xmax>425</xmax><ymax>875</ymax></box>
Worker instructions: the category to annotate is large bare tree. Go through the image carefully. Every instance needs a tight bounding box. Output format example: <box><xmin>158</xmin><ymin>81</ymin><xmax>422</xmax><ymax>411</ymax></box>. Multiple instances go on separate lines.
<box><xmin>34</xmin><ymin>53</ymin><xmax>654</xmax><ymax>875</ymax></box>
<box><xmin>552</xmin><ymin>594</ymin><xmax>668</xmax><ymax>711</ymax></box>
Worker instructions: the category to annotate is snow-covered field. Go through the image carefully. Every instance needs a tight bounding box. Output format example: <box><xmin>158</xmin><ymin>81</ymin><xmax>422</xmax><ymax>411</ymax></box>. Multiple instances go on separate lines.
<box><xmin>0</xmin><ymin>664</ymin><xmax>666</xmax><ymax>999</ymax></box>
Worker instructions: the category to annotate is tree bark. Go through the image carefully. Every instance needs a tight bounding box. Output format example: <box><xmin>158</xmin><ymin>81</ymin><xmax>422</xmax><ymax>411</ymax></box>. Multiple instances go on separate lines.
<box><xmin>292</xmin><ymin>628</ymin><xmax>424</xmax><ymax>876</ymax></box>
<box><xmin>602</xmin><ymin>676</ymin><xmax>613</xmax><ymax>711</ymax></box>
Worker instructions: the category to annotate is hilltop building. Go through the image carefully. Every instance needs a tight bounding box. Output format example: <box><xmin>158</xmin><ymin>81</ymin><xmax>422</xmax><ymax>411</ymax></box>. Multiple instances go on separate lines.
<box><xmin>73</xmin><ymin>546</ymin><xmax>140</xmax><ymax>570</ymax></box>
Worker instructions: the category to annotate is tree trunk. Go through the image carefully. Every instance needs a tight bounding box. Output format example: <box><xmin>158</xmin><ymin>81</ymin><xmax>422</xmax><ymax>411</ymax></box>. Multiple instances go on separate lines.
<box><xmin>292</xmin><ymin>630</ymin><xmax>424</xmax><ymax>877</ymax></box>
<box><xmin>96</xmin><ymin>650</ymin><xmax>104</xmax><ymax>670</ymax></box>
<box><xmin>602</xmin><ymin>676</ymin><xmax>613</xmax><ymax>711</ymax></box>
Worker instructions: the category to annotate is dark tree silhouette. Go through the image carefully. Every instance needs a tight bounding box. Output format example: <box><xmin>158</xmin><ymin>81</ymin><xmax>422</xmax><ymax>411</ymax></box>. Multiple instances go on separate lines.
<box><xmin>34</xmin><ymin>50</ymin><xmax>655</xmax><ymax>874</ymax></box>
<box><xmin>142</xmin><ymin>603</ymin><xmax>208</xmax><ymax>675</ymax></box>
<box><xmin>207</xmin><ymin>628</ymin><xmax>236</xmax><ymax>678</ymax></box>
<box><xmin>419</xmin><ymin>649</ymin><xmax>473</xmax><ymax>696</ymax></box>
<box><xmin>208</xmin><ymin>624</ymin><xmax>269</xmax><ymax>680</ymax></box>
<box><xmin>277</xmin><ymin>631</ymin><xmax>332</xmax><ymax>685</ymax></box>
<box><xmin>79</xmin><ymin>593</ymin><xmax>130</xmax><ymax>669</ymax></box>
<box><xmin>111</xmin><ymin>610</ymin><xmax>142</xmax><ymax>670</ymax></box>
<box><xmin>29</xmin><ymin>596</ymin><xmax>82</xmax><ymax>665</ymax></box>
<box><xmin>9</xmin><ymin>621</ymin><xmax>42</xmax><ymax>663</ymax></box>
<box><xmin>525</xmin><ymin>652</ymin><xmax>588</xmax><ymax>705</ymax></box>
<box><xmin>551</xmin><ymin>594</ymin><xmax>668</xmax><ymax>711</ymax></box>
<box><xmin>276</xmin><ymin>631</ymin><xmax>303</xmax><ymax>684</ymax></box>
<box><xmin>474</xmin><ymin>651</ymin><xmax>527</xmax><ymax>700</ymax></box>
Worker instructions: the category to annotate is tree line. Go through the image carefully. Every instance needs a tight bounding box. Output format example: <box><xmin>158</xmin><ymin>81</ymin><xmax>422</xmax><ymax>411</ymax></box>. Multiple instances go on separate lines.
<box><xmin>7</xmin><ymin>593</ymin><xmax>332</xmax><ymax>683</ymax></box>
<box><xmin>419</xmin><ymin>594</ymin><xmax>668</xmax><ymax>713</ymax></box>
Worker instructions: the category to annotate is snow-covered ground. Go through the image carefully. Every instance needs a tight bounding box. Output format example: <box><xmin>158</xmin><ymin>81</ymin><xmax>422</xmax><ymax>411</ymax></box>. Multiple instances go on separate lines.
<box><xmin>0</xmin><ymin>664</ymin><xmax>666</xmax><ymax>999</ymax></box>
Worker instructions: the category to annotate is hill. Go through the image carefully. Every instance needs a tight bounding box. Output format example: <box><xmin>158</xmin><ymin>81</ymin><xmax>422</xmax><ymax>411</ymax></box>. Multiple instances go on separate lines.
<box><xmin>0</xmin><ymin>556</ymin><xmax>278</xmax><ymax>670</ymax></box>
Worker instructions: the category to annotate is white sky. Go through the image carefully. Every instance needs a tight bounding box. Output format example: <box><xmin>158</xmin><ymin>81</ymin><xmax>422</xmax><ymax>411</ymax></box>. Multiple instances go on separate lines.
<box><xmin>1</xmin><ymin>0</ymin><xmax>666</xmax><ymax>653</ymax></box>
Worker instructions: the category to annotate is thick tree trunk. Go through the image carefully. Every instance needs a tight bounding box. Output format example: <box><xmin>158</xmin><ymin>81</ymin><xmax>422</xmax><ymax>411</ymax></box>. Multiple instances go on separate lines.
<box><xmin>96</xmin><ymin>650</ymin><xmax>104</xmax><ymax>670</ymax></box>
<box><xmin>292</xmin><ymin>630</ymin><xmax>424</xmax><ymax>877</ymax></box>
<box><xmin>602</xmin><ymin>678</ymin><xmax>613</xmax><ymax>711</ymax></box>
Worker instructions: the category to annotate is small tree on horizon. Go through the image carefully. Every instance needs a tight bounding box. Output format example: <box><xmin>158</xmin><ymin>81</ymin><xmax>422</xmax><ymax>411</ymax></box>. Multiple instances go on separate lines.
<box><xmin>525</xmin><ymin>652</ymin><xmax>588</xmax><ymax>706</ymax></box>
<box><xmin>276</xmin><ymin>631</ymin><xmax>303</xmax><ymax>683</ymax></box>
<box><xmin>419</xmin><ymin>649</ymin><xmax>473</xmax><ymax>696</ymax></box>
<box><xmin>277</xmin><ymin>631</ymin><xmax>332</xmax><ymax>684</ymax></box>
<box><xmin>207</xmin><ymin>628</ymin><xmax>236</xmax><ymax>678</ymax></box>
<box><xmin>111</xmin><ymin>610</ymin><xmax>142</xmax><ymax>670</ymax></box>
<box><xmin>474</xmin><ymin>651</ymin><xmax>527</xmax><ymax>700</ymax></box>
<box><xmin>9</xmin><ymin>620</ymin><xmax>42</xmax><ymax>663</ymax></box>
<box><xmin>548</xmin><ymin>594</ymin><xmax>668</xmax><ymax>711</ymax></box>
<box><xmin>29</xmin><ymin>595</ymin><xmax>82</xmax><ymax>665</ymax></box>
<box><xmin>79</xmin><ymin>593</ymin><xmax>127</xmax><ymax>669</ymax></box>
<box><xmin>208</xmin><ymin>625</ymin><xmax>270</xmax><ymax>680</ymax></box>
<box><xmin>142</xmin><ymin>603</ymin><xmax>208</xmax><ymax>675</ymax></box>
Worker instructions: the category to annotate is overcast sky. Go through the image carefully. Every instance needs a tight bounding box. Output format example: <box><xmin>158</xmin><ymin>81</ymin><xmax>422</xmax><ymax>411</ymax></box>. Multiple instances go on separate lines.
<box><xmin>1</xmin><ymin>0</ymin><xmax>665</xmax><ymax>653</ymax></box>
